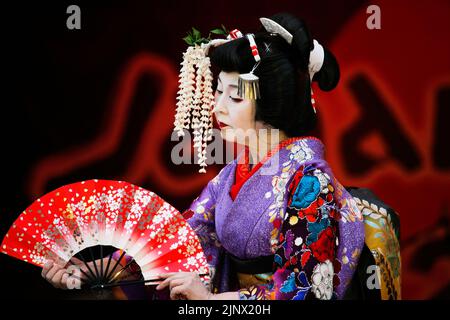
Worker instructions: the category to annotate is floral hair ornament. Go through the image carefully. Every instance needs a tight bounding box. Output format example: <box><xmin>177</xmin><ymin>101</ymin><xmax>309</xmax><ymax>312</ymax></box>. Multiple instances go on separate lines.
<box><xmin>174</xmin><ymin>26</ymin><xmax>232</xmax><ymax>173</ymax></box>
<box><xmin>174</xmin><ymin>26</ymin><xmax>263</xmax><ymax>172</ymax></box>
<box><xmin>260</xmin><ymin>17</ymin><xmax>324</xmax><ymax>112</ymax></box>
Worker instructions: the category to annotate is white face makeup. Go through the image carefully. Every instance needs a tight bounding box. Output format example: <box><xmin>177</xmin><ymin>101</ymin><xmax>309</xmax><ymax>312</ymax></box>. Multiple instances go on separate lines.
<box><xmin>212</xmin><ymin>71</ymin><xmax>262</xmax><ymax>145</ymax></box>
<box><xmin>212</xmin><ymin>71</ymin><xmax>289</xmax><ymax>166</ymax></box>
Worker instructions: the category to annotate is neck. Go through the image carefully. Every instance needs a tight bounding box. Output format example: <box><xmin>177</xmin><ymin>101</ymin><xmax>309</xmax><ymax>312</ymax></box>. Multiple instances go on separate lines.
<box><xmin>246</xmin><ymin>130</ymin><xmax>288</xmax><ymax>166</ymax></box>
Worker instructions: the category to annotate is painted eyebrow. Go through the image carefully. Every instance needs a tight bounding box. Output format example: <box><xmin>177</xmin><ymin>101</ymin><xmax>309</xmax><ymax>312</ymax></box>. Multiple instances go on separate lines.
<box><xmin>217</xmin><ymin>77</ymin><xmax>238</xmax><ymax>88</ymax></box>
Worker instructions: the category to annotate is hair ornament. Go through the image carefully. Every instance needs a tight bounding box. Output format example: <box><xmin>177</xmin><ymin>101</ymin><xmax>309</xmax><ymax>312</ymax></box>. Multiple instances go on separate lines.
<box><xmin>237</xmin><ymin>34</ymin><xmax>261</xmax><ymax>100</ymax></box>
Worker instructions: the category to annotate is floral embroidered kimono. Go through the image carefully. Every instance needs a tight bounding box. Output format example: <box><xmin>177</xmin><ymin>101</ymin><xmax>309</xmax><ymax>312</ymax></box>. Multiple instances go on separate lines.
<box><xmin>183</xmin><ymin>136</ymin><xmax>367</xmax><ymax>300</ymax></box>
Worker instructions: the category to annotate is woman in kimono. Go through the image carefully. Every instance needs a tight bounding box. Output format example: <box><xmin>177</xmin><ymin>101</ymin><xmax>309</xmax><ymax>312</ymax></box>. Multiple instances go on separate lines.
<box><xmin>42</xmin><ymin>13</ymin><xmax>400</xmax><ymax>300</ymax></box>
<box><xmin>155</xmin><ymin>13</ymin><xmax>366</xmax><ymax>300</ymax></box>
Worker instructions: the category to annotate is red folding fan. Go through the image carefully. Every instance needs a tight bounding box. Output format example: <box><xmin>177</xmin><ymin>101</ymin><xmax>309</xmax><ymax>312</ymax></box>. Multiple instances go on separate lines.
<box><xmin>1</xmin><ymin>179</ymin><xmax>209</xmax><ymax>290</ymax></box>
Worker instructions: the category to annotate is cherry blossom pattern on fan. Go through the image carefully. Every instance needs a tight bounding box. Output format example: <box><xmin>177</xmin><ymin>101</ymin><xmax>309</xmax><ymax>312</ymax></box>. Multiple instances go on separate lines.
<box><xmin>1</xmin><ymin>179</ymin><xmax>209</xmax><ymax>283</ymax></box>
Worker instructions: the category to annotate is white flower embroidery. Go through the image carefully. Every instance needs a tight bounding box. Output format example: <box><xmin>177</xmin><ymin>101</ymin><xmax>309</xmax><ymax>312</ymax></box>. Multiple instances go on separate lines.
<box><xmin>294</xmin><ymin>237</ymin><xmax>303</xmax><ymax>246</ymax></box>
<box><xmin>289</xmin><ymin>141</ymin><xmax>314</xmax><ymax>163</ymax></box>
<box><xmin>314</xmin><ymin>169</ymin><xmax>331</xmax><ymax>193</ymax></box>
<box><xmin>290</xmin><ymin>144</ymin><xmax>301</xmax><ymax>155</ymax></box>
<box><xmin>311</xmin><ymin>260</ymin><xmax>334</xmax><ymax>300</ymax></box>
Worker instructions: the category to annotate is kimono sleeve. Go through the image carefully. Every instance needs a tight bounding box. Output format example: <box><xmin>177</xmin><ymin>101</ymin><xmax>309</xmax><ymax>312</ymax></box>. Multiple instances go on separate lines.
<box><xmin>182</xmin><ymin>168</ymin><xmax>227</xmax><ymax>280</ymax></box>
<box><xmin>238</xmin><ymin>167</ymin><xmax>341</xmax><ymax>300</ymax></box>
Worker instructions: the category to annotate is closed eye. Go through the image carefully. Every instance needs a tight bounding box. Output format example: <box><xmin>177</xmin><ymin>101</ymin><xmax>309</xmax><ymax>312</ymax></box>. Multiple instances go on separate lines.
<box><xmin>229</xmin><ymin>96</ymin><xmax>243</xmax><ymax>102</ymax></box>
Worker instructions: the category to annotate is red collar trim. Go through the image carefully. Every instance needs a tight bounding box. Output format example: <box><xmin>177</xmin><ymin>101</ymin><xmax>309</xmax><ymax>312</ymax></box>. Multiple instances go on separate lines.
<box><xmin>230</xmin><ymin>136</ymin><xmax>317</xmax><ymax>201</ymax></box>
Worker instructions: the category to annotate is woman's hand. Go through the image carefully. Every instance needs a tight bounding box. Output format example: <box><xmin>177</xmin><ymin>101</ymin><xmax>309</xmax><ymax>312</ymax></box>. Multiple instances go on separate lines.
<box><xmin>156</xmin><ymin>272</ymin><xmax>212</xmax><ymax>300</ymax></box>
<box><xmin>41</xmin><ymin>257</ymin><xmax>87</xmax><ymax>289</ymax></box>
<box><xmin>41</xmin><ymin>255</ymin><xmax>140</xmax><ymax>289</ymax></box>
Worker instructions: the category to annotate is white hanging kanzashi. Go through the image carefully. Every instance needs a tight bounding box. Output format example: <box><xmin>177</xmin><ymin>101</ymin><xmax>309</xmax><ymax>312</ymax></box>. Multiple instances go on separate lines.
<box><xmin>175</xmin><ymin>18</ymin><xmax>326</xmax><ymax>172</ymax></box>
<box><xmin>174</xmin><ymin>45</ymin><xmax>214</xmax><ymax>173</ymax></box>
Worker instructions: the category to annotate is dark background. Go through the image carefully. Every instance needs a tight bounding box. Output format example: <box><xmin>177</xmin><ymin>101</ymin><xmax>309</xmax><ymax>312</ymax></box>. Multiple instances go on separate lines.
<box><xmin>1</xmin><ymin>0</ymin><xmax>449</xmax><ymax>299</ymax></box>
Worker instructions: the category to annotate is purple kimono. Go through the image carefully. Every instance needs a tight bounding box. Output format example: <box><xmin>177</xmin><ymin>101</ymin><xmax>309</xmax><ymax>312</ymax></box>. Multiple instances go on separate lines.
<box><xmin>185</xmin><ymin>137</ymin><xmax>365</xmax><ymax>300</ymax></box>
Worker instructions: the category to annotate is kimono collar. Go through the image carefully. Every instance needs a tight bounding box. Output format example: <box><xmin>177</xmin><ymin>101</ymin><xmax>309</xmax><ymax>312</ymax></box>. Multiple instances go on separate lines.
<box><xmin>230</xmin><ymin>136</ymin><xmax>322</xmax><ymax>201</ymax></box>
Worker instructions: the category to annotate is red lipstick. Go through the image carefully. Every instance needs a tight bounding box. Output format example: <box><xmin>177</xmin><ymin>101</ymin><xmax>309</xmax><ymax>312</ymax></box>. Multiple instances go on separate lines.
<box><xmin>214</xmin><ymin>115</ymin><xmax>229</xmax><ymax>129</ymax></box>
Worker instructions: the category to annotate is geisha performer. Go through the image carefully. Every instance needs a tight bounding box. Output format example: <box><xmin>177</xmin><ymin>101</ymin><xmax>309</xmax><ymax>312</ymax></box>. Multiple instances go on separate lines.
<box><xmin>42</xmin><ymin>13</ymin><xmax>401</xmax><ymax>300</ymax></box>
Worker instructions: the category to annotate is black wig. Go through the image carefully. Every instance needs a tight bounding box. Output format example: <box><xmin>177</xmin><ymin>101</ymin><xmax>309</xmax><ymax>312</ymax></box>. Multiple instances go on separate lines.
<box><xmin>210</xmin><ymin>13</ymin><xmax>340</xmax><ymax>137</ymax></box>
